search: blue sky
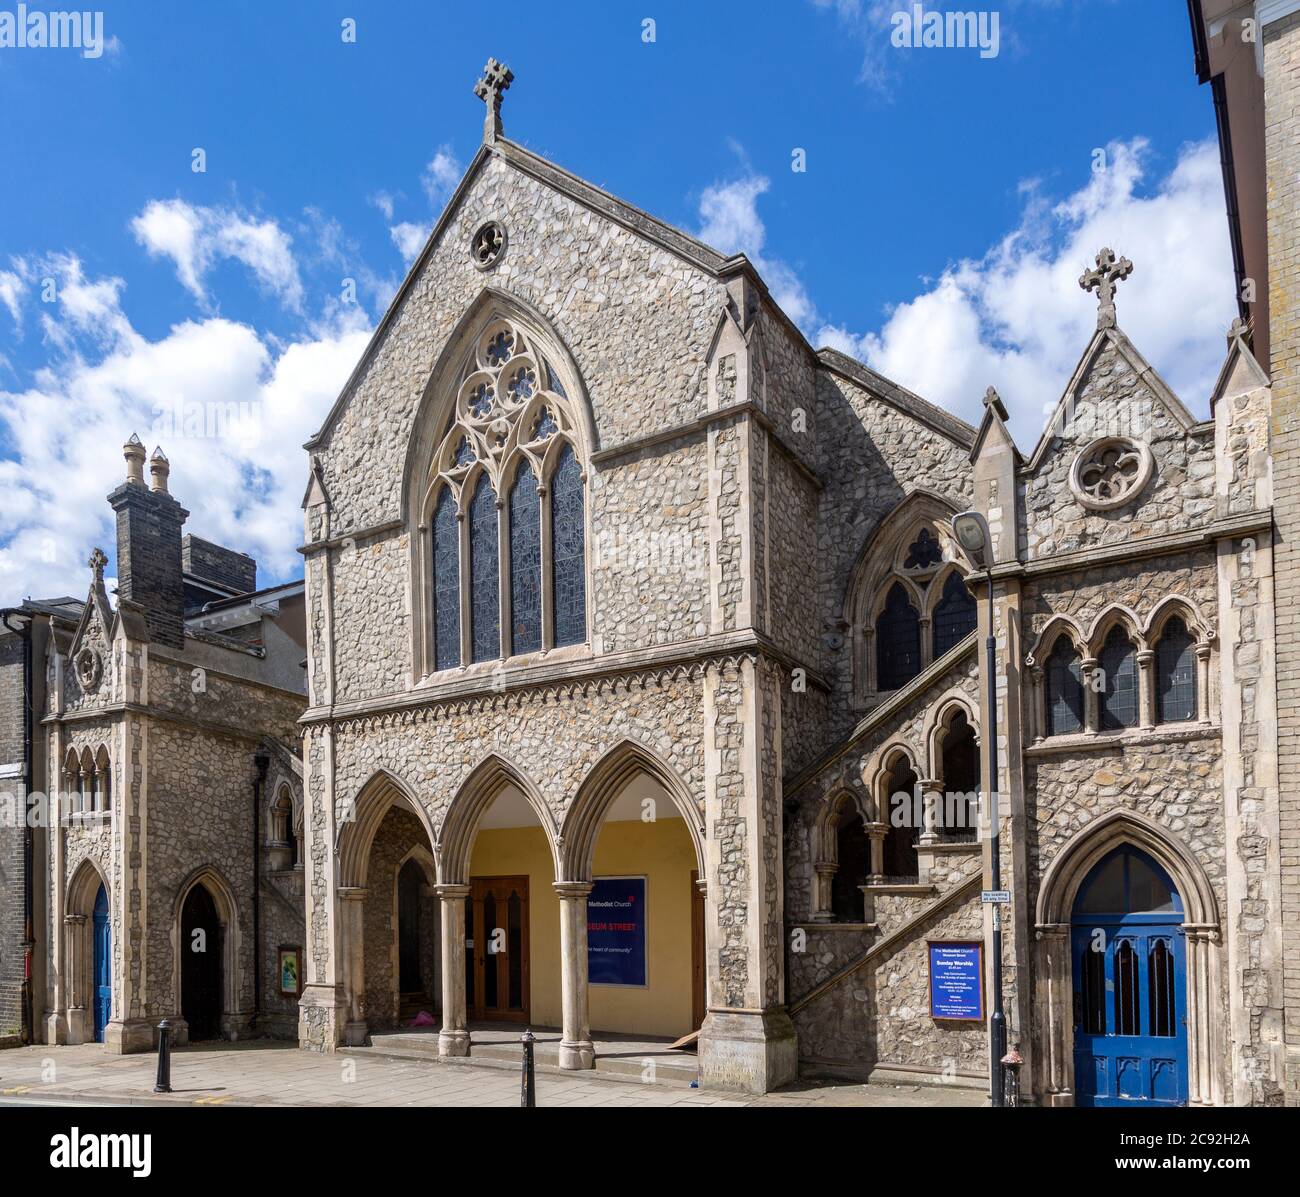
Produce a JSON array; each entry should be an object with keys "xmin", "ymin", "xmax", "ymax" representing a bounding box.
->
[{"xmin": 0, "ymin": 0, "xmax": 1236, "ymax": 603}]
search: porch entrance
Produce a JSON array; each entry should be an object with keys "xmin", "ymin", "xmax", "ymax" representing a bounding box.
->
[{"xmin": 466, "ymin": 876, "xmax": 530, "ymax": 1022}]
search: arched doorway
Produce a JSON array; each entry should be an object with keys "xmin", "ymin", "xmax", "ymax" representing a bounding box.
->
[
  {"xmin": 398, "ymin": 858, "xmax": 426, "ymax": 998},
  {"xmin": 92, "ymin": 884, "xmax": 110, "ymax": 1043},
  {"xmin": 181, "ymin": 884, "xmax": 224, "ymax": 1041},
  {"xmin": 1070, "ymin": 845, "xmax": 1188, "ymax": 1107}
]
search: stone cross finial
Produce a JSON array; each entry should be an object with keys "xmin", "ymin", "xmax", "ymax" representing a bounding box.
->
[
  {"xmin": 473, "ymin": 58, "xmax": 514, "ymax": 143},
  {"xmin": 89, "ymin": 547, "xmax": 107, "ymax": 582},
  {"xmin": 1079, "ymin": 247, "xmax": 1133, "ymax": 330}
]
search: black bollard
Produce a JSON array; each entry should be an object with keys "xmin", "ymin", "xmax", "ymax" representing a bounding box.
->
[
  {"xmin": 520, "ymin": 1028, "xmax": 535, "ymax": 1108},
  {"xmin": 154, "ymin": 1018, "xmax": 173, "ymax": 1094}
]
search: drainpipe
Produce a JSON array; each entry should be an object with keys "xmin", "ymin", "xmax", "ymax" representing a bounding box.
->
[
  {"xmin": 2, "ymin": 608, "xmax": 34, "ymax": 1046},
  {"xmin": 252, "ymin": 751, "xmax": 269, "ymax": 1033}
]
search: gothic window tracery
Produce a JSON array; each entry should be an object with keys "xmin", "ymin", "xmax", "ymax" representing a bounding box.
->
[
  {"xmin": 1155, "ymin": 617, "xmax": 1196, "ymax": 724},
  {"xmin": 904, "ymin": 528, "xmax": 943, "ymax": 571},
  {"xmin": 876, "ymin": 583, "xmax": 921, "ymax": 692},
  {"xmin": 1098, "ymin": 626, "xmax": 1139, "ymax": 730},
  {"xmin": 1045, "ymin": 636, "xmax": 1084, "ymax": 736},
  {"xmin": 932, "ymin": 571, "xmax": 977, "ymax": 658},
  {"xmin": 421, "ymin": 316, "xmax": 586, "ymax": 674}
]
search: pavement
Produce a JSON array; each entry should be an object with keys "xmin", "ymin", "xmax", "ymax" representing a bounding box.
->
[{"xmin": 0, "ymin": 1040, "xmax": 987, "ymax": 1108}]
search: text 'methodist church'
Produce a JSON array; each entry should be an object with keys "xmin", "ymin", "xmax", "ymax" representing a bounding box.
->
[{"xmin": 3, "ymin": 5, "xmax": 1300, "ymax": 1106}]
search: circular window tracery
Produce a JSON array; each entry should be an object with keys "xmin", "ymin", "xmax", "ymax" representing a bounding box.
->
[
  {"xmin": 470, "ymin": 220, "xmax": 507, "ymax": 270},
  {"xmin": 1069, "ymin": 437, "xmax": 1154, "ymax": 511}
]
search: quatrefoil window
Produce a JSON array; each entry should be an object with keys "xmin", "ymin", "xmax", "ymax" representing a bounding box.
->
[
  {"xmin": 507, "ymin": 365, "xmax": 536, "ymax": 403},
  {"xmin": 471, "ymin": 220, "xmax": 507, "ymax": 270},
  {"xmin": 485, "ymin": 330, "xmax": 513, "ymax": 366},
  {"xmin": 1069, "ymin": 436, "xmax": 1155, "ymax": 511},
  {"xmin": 469, "ymin": 383, "xmax": 494, "ymax": 419}
]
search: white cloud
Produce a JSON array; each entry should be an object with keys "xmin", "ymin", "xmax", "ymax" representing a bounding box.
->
[
  {"xmin": 390, "ymin": 221, "xmax": 430, "ymax": 263},
  {"xmin": 700, "ymin": 137, "xmax": 1236, "ymax": 447},
  {"xmin": 0, "ymin": 269, "xmax": 24, "ymax": 328},
  {"xmin": 423, "ymin": 146, "xmax": 463, "ymax": 206},
  {"xmin": 131, "ymin": 199, "xmax": 304, "ymax": 312},
  {"xmin": 0, "ymin": 255, "xmax": 369, "ymax": 605}
]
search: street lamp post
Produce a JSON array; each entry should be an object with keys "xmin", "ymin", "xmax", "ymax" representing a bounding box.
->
[{"xmin": 952, "ymin": 510, "xmax": 1006, "ymax": 1108}]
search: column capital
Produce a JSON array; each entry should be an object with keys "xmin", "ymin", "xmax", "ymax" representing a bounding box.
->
[
  {"xmin": 63, "ymin": 914, "xmax": 87, "ymax": 926},
  {"xmin": 553, "ymin": 880, "xmax": 594, "ymax": 899},
  {"xmin": 338, "ymin": 886, "xmax": 369, "ymax": 902},
  {"xmin": 434, "ymin": 883, "xmax": 471, "ymax": 900}
]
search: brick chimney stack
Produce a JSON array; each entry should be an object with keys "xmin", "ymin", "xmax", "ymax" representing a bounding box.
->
[{"xmin": 108, "ymin": 434, "xmax": 189, "ymax": 649}]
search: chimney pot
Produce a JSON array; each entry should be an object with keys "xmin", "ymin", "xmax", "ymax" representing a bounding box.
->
[
  {"xmin": 150, "ymin": 447, "xmax": 171, "ymax": 494},
  {"xmin": 123, "ymin": 433, "xmax": 146, "ymax": 487}
]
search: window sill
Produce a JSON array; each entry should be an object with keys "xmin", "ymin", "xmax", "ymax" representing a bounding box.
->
[
  {"xmin": 417, "ymin": 641, "xmax": 593, "ymax": 689},
  {"xmin": 788, "ymin": 921, "xmax": 878, "ymax": 933},
  {"xmin": 1026, "ymin": 721, "xmax": 1219, "ymax": 756},
  {"xmin": 62, "ymin": 810, "xmax": 112, "ymax": 828}
]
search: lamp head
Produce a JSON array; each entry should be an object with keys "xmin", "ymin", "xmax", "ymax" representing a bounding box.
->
[{"xmin": 952, "ymin": 510, "xmax": 991, "ymax": 568}]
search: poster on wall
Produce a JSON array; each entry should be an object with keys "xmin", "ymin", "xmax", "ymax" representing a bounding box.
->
[
  {"xmin": 928, "ymin": 940, "xmax": 983, "ymax": 1020},
  {"xmin": 588, "ymin": 876, "xmax": 647, "ymax": 987},
  {"xmin": 278, "ymin": 946, "xmax": 302, "ymax": 997}
]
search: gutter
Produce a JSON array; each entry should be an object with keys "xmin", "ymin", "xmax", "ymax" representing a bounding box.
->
[
  {"xmin": 252, "ymin": 752, "xmax": 269, "ymax": 1030},
  {"xmin": 2, "ymin": 608, "xmax": 34, "ymax": 1046}
]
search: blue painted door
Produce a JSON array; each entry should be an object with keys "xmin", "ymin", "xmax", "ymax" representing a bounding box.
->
[
  {"xmin": 92, "ymin": 884, "xmax": 110, "ymax": 1043},
  {"xmin": 1071, "ymin": 846, "xmax": 1187, "ymax": 1107}
]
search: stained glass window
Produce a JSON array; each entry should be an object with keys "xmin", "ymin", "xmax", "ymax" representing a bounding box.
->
[
  {"xmin": 545, "ymin": 361, "xmax": 568, "ymax": 398},
  {"xmin": 1156, "ymin": 617, "xmax": 1196, "ymax": 724},
  {"xmin": 551, "ymin": 443, "xmax": 586, "ymax": 648},
  {"xmin": 1099, "ymin": 626, "xmax": 1139, "ymax": 730},
  {"xmin": 904, "ymin": 528, "xmax": 943, "ymax": 570},
  {"xmin": 432, "ymin": 487, "xmax": 460, "ymax": 671},
  {"xmin": 509, "ymin": 463, "xmax": 542, "ymax": 656},
  {"xmin": 530, "ymin": 407, "xmax": 557, "ymax": 441},
  {"xmin": 1045, "ymin": 636, "xmax": 1084, "ymax": 735},
  {"xmin": 876, "ymin": 582, "xmax": 921, "ymax": 691},
  {"xmin": 932, "ymin": 571, "xmax": 977, "ymax": 657},
  {"xmin": 469, "ymin": 473, "xmax": 500, "ymax": 663}
]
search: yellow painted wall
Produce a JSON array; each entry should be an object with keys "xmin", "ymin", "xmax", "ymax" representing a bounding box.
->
[{"xmin": 468, "ymin": 816, "xmax": 697, "ymax": 1039}]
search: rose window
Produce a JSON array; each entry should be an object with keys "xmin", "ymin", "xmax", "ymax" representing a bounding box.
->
[
  {"xmin": 471, "ymin": 220, "xmax": 506, "ymax": 270},
  {"xmin": 1070, "ymin": 437, "xmax": 1154, "ymax": 511}
]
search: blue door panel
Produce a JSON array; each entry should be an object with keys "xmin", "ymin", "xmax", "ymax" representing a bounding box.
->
[
  {"xmin": 93, "ymin": 884, "xmax": 110, "ymax": 1043},
  {"xmin": 1071, "ymin": 846, "xmax": 1188, "ymax": 1108}
]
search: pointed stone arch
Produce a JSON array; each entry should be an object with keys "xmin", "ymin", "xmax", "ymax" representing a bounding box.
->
[
  {"xmin": 170, "ymin": 864, "xmax": 245, "ymax": 1042},
  {"xmin": 559, "ymin": 739, "xmax": 706, "ymax": 885},
  {"xmin": 1034, "ymin": 809, "xmax": 1223, "ymax": 1106},
  {"xmin": 1085, "ymin": 602, "xmax": 1146, "ymax": 654},
  {"xmin": 338, "ymin": 769, "xmax": 438, "ymax": 889},
  {"xmin": 437, "ymin": 752, "xmax": 559, "ymax": 886}
]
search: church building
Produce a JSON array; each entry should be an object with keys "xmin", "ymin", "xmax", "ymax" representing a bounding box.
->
[{"xmin": 4, "ymin": 10, "xmax": 1300, "ymax": 1106}]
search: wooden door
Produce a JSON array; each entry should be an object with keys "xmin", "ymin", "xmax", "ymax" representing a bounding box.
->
[
  {"xmin": 690, "ymin": 870, "xmax": 706, "ymax": 1032},
  {"xmin": 467, "ymin": 876, "xmax": 530, "ymax": 1022},
  {"xmin": 181, "ymin": 884, "xmax": 223, "ymax": 1040}
]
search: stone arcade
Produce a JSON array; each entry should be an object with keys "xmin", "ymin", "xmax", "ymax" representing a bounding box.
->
[{"xmin": 1, "ymin": 29, "xmax": 1298, "ymax": 1104}]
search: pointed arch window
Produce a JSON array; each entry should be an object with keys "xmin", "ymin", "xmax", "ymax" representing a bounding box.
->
[
  {"xmin": 1156, "ymin": 617, "xmax": 1196, "ymax": 724},
  {"xmin": 1099, "ymin": 626, "xmax": 1139, "ymax": 730},
  {"xmin": 431, "ymin": 488, "xmax": 460, "ymax": 672},
  {"xmin": 509, "ymin": 462, "xmax": 542, "ymax": 656},
  {"xmin": 420, "ymin": 316, "xmax": 587, "ymax": 674},
  {"xmin": 1045, "ymin": 636, "xmax": 1084, "ymax": 736},
  {"xmin": 551, "ymin": 443, "xmax": 586, "ymax": 649},
  {"xmin": 469, "ymin": 473, "xmax": 500, "ymax": 664},
  {"xmin": 932, "ymin": 571, "xmax": 977, "ymax": 658},
  {"xmin": 876, "ymin": 583, "xmax": 921, "ymax": 691}
]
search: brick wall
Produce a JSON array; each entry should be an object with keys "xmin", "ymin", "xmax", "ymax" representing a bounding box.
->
[
  {"xmin": 1263, "ymin": 10, "xmax": 1300, "ymax": 1103},
  {"xmin": 183, "ymin": 535, "xmax": 256, "ymax": 594}
]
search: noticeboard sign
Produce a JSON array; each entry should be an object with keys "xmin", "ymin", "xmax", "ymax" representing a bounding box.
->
[
  {"xmin": 928, "ymin": 940, "xmax": 984, "ymax": 1021},
  {"xmin": 587, "ymin": 876, "xmax": 647, "ymax": 987}
]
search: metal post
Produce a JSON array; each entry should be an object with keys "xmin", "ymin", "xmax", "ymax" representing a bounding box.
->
[
  {"xmin": 986, "ymin": 579, "xmax": 1006, "ymax": 1108},
  {"xmin": 154, "ymin": 1019, "xmax": 173, "ymax": 1094},
  {"xmin": 520, "ymin": 1027, "xmax": 535, "ymax": 1107}
]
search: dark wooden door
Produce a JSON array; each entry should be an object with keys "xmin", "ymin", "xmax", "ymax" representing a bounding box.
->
[
  {"xmin": 398, "ymin": 860, "xmax": 423, "ymax": 993},
  {"xmin": 181, "ymin": 884, "xmax": 223, "ymax": 1041},
  {"xmin": 467, "ymin": 877, "xmax": 529, "ymax": 1022}
]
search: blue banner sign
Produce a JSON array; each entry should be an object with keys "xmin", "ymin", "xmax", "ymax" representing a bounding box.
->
[
  {"xmin": 588, "ymin": 876, "xmax": 647, "ymax": 987},
  {"xmin": 928, "ymin": 941, "xmax": 983, "ymax": 1020}
]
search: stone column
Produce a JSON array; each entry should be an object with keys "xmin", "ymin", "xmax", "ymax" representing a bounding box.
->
[
  {"xmin": 811, "ymin": 863, "xmax": 837, "ymax": 921},
  {"xmin": 554, "ymin": 881, "xmax": 595, "ymax": 1069},
  {"xmin": 1029, "ymin": 665, "xmax": 1045, "ymax": 744},
  {"xmin": 916, "ymin": 777, "xmax": 942, "ymax": 882},
  {"xmin": 1136, "ymin": 649, "xmax": 1155, "ymax": 729},
  {"xmin": 63, "ymin": 915, "xmax": 87, "ymax": 1044},
  {"xmin": 1035, "ymin": 924, "xmax": 1072, "ymax": 1106},
  {"xmin": 1195, "ymin": 643, "xmax": 1213, "ymax": 724},
  {"xmin": 1081, "ymin": 657, "xmax": 1100, "ymax": 732},
  {"xmin": 339, "ymin": 886, "xmax": 368, "ymax": 1047},
  {"xmin": 436, "ymin": 883, "xmax": 470, "ymax": 1057},
  {"xmin": 865, "ymin": 822, "xmax": 887, "ymax": 880}
]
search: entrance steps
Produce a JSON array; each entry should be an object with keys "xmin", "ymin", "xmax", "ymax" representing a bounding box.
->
[{"xmin": 348, "ymin": 1024, "xmax": 700, "ymax": 1089}]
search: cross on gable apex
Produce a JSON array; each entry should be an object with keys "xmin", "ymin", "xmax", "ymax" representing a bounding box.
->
[{"xmin": 474, "ymin": 58, "xmax": 514, "ymax": 144}]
